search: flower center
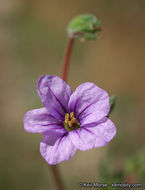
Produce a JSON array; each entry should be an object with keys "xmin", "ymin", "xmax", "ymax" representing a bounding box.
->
[{"xmin": 64, "ymin": 112, "xmax": 80, "ymax": 132}]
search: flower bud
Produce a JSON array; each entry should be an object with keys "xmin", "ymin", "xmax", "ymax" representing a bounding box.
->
[{"xmin": 67, "ymin": 14, "xmax": 101, "ymax": 41}]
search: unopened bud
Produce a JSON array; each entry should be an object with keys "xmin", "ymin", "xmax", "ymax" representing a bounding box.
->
[{"xmin": 67, "ymin": 14, "xmax": 101, "ymax": 41}]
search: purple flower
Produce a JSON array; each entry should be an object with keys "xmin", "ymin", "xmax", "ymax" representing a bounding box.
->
[{"xmin": 24, "ymin": 75, "xmax": 116, "ymax": 165}]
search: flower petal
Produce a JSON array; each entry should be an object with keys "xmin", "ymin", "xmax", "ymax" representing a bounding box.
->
[
  {"xmin": 24, "ymin": 108, "xmax": 66, "ymax": 136},
  {"xmin": 68, "ymin": 82, "xmax": 110, "ymax": 126},
  {"xmin": 93, "ymin": 118, "xmax": 116, "ymax": 148},
  {"xmin": 69, "ymin": 118, "xmax": 116, "ymax": 151},
  {"xmin": 40, "ymin": 134, "xmax": 77, "ymax": 165},
  {"xmin": 37, "ymin": 75, "xmax": 72, "ymax": 120}
]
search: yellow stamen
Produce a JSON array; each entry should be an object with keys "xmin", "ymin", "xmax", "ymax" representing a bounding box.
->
[
  {"xmin": 64, "ymin": 112, "xmax": 80, "ymax": 132},
  {"xmin": 64, "ymin": 112, "xmax": 76, "ymax": 128},
  {"xmin": 71, "ymin": 117, "xmax": 76, "ymax": 124},
  {"xmin": 65, "ymin": 113, "xmax": 69, "ymax": 123},
  {"xmin": 70, "ymin": 112, "xmax": 74, "ymax": 118}
]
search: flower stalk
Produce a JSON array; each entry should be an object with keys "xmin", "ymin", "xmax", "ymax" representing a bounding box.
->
[
  {"xmin": 50, "ymin": 165, "xmax": 65, "ymax": 190},
  {"xmin": 62, "ymin": 37, "xmax": 75, "ymax": 81}
]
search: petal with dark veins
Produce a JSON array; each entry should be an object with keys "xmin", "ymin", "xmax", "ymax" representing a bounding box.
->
[
  {"xmin": 24, "ymin": 107, "xmax": 66, "ymax": 136},
  {"xmin": 37, "ymin": 75, "xmax": 72, "ymax": 120},
  {"xmin": 69, "ymin": 118, "xmax": 116, "ymax": 151},
  {"xmin": 40, "ymin": 134, "xmax": 77, "ymax": 165},
  {"xmin": 69, "ymin": 82, "xmax": 110, "ymax": 126}
]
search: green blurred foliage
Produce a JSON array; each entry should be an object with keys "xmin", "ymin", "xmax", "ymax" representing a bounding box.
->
[
  {"xmin": 109, "ymin": 95, "xmax": 116, "ymax": 115},
  {"xmin": 124, "ymin": 148, "xmax": 145, "ymax": 181},
  {"xmin": 99, "ymin": 148, "xmax": 145, "ymax": 189}
]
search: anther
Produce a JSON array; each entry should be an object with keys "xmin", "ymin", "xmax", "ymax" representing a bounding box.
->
[{"xmin": 64, "ymin": 112, "xmax": 80, "ymax": 132}]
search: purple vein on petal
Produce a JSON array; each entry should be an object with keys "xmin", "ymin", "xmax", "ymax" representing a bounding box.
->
[
  {"xmin": 81, "ymin": 117, "xmax": 108, "ymax": 128},
  {"xmin": 78, "ymin": 95, "xmax": 107, "ymax": 119},
  {"xmin": 47, "ymin": 114, "xmax": 64, "ymax": 123},
  {"xmin": 49, "ymin": 86, "xmax": 68, "ymax": 113},
  {"xmin": 44, "ymin": 124, "xmax": 64, "ymax": 129},
  {"xmin": 73, "ymin": 98, "xmax": 80, "ymax": 116},
  {"xmin": 79, "ymin": 112, "xmax": 92, "ymax": 123},
  {"xmin": 75, "ymin": 129, "xmax": 81, "ymax": 138},
  {"xmin": 83, "ymin": 127, "xmax": 96, "ymax": 135},
  {"xmin": 73, "ymin": 85, "xmax": 94, "ymax": 115},
  {"xmin": 77, "ymin": 100, "xmax": 97, "ymax": 119},
  {"xmin": 40, "ymin": 123, "xmax": 63, "ymax": 127},
  {"xmin": 52, "ymin": 107, "xmax": 65, "ymax": 119},
  {"xmin": 55, "ymin": 134, "xmax": 67, "ymax": 154}
]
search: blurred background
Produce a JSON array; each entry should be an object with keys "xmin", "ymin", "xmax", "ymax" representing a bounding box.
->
[{"xmin": 0, "ymin": 0, "xmax": 145, "ymax": 189}]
